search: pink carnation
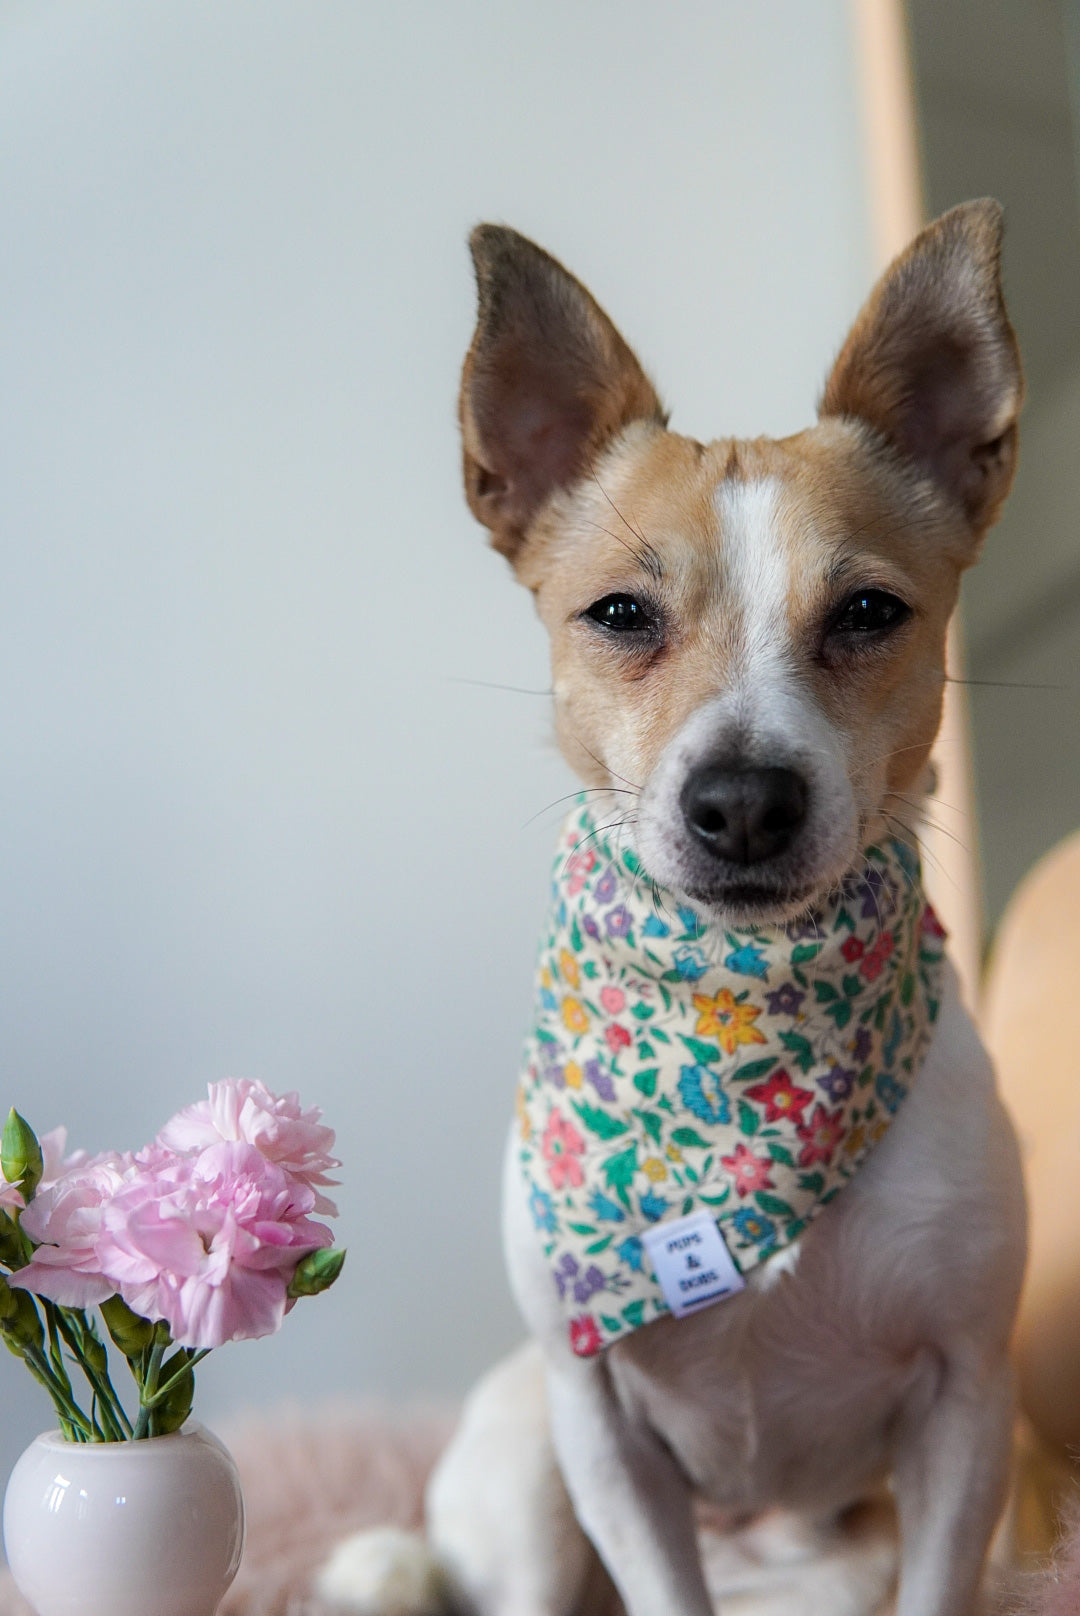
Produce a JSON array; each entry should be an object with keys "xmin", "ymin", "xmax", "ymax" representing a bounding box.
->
[
  {"xmin": 10, "ymin": 1153, "xmax": 132, "ymax": 1308},
  {"xmin": 11, "ymin": 1085, "xmax": 339, "ymax": 1351},
  {"xmin": 97, "ymin": 1142, "xmax": 332, "ymax": 1349},
  {"xmin": 158, "ymin": 1079, "xmax": 340, "ymax": 1215}
]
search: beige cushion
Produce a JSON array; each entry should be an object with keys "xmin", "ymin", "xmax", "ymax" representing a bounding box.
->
[{"xmin": 983, "ymin": 828, "xmax": 1080, "ymax": 1453}]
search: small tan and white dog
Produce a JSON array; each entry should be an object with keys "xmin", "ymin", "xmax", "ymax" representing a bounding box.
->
[{"xmin": 322, "ymin": 202, "xmax": 1027, "ymax": 1616}]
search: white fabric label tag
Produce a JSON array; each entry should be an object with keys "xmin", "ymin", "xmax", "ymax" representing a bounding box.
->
[{"xmin": 641, "ymin": 1210, "xmax": 745, "ymax": 1318}]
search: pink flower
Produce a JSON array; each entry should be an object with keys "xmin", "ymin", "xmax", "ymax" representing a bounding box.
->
[
  {"xmin": 99, "ymin": 1142, "xmax": 332, "ymax": 1350},
  {"xmin": 158, "ymin": 1079, "xmax": 340, "ymax": 1215},
  {"xmin": 604, "ymin": 1024, "xmax": 632, "ymax": 1054},
  {"xmin": 721, "ymin": 1141, "xmax": 774, "ymax": 1198},
  {"xmin": 10, "ymin": 1154, "xmax": 132, "ymax": 1307},
  {"xmin": 542, "ymin": 1111, "xmax": 585, "ymax": 1192},
  {"xmin": 599, "ymin": 986, "xmax": 626, "ymax": 1016}
]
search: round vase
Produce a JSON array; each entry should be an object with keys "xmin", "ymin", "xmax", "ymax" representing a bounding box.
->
[{"xmin": 3, "ymin": 1423, "xmax": 245, "ymax": 1616}]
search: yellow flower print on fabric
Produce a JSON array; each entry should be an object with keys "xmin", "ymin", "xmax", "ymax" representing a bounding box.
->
[
  {"xmin": 692, "ymin": 988, "xmax": 767, "ymax": 1056},
  {"xmin": 559, "ymin": 950, "xmax": 580, "ymax": 990},
  {"xmin": 562, "ymin": 998, "xmax": 588, "ymax": 1035},
  {"xmin": 564, "ymin": 1061, "xmax": 584, "ymax": 1090}
]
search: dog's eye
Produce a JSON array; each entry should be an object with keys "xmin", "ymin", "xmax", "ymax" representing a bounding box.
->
[
  {"xmin": 829, "ymin": 589, "xmax": 911, "ymax": 637},
  {"xmin": 584, "ymin": 594, "xmax": 653, "ymax": 633}
]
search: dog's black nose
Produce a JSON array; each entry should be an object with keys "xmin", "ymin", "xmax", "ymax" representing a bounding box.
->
[{"xmin": 680, "ymin": 766, "xmax": 808, "ymax": 866}]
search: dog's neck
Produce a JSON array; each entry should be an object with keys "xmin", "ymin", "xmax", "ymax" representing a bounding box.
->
[{"xmin": 516, "ymin": 797, "xmax": 947, "ymax": 1358}]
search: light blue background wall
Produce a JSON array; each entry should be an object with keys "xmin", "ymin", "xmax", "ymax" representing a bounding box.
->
[{"xmin": 0, "ymin": 0, "xmax": 870, "ymax": 1503}]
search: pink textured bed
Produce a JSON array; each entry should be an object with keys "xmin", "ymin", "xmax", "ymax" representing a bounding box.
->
[{"xmin": 0, "ymin": 1407, "xmax": 1071, "ymax": 1615}]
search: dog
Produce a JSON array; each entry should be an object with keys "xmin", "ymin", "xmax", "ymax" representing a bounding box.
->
[{"xmin": 320, "ymin": 201, "xmax": 1027, "ymax": 1616}]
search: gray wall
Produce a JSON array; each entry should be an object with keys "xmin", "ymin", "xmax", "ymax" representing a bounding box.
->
[
  {"xmin": 0, "ymin": 2, "xmax": 871, "ymax": 1499},
  {"xmin": 907, "ymin": 0, "xmax": 1080, "ymax": 929}
]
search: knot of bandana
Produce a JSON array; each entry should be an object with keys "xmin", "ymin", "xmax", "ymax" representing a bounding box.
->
[{"xmin": 517, "ymin": 797, "xmax": 947, "ymax": 1358}]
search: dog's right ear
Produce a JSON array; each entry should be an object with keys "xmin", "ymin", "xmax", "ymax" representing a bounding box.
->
[{"xmin": 460, "ymin": 226, "xmax": 664, "ymax": 562}]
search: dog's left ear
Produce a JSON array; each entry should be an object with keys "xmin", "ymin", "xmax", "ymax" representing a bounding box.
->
[{"xmin": 820, "ymin": 199, "xmax": 1023, "ymax": 540}]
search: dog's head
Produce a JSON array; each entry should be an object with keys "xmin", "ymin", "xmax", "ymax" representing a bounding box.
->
[{"xmin": 459, "ymin": 203, "xmax": 1022, "ymax": 925}]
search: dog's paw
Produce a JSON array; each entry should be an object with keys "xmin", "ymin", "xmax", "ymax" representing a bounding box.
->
[{"xmin": 314, "ymin": 1527, "xmax": 457, "ymax": 1615}]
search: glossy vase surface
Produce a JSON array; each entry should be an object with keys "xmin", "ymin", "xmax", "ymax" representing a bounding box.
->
[{"xmin": 3, "ymin": 1423, "xmax": 245, "ymax": 1616}]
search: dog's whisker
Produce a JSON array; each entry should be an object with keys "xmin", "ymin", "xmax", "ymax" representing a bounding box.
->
[{"xmin": 522, "ymin": 787, "xmax": 638, "ymax": 831}]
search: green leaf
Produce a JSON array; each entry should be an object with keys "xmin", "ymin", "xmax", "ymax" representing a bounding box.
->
[
  {"xmin": 842, "ymin": 974, "xmax": 863, "ymax": 999},
  {"xmin": 698, "ymin": 1188, "xmax": 730, "ymax": 1207},
  {"xmin": 631, "ymin": 1004, "xmax": 654, "ymax": 1021},
  {"xmin": 826, "ymin": 1000, "xmax": 853, "ymax": 1029},
  {"xmin": 582, "ymin": 959, "xmax": 599, "ymax": 979},
  {"xmin": 737, "ymin": 1099, "xmax": 759, "ymax": 1137},
  {"xmin": 622, "ymin": 1299, "xmax": 646, "ymax": 1329},
  {"xmin": 600, "ymin": 1314, "xmax": 621, "ymax": 1334},
  {"xmin": 671, "ymin": 1126, "xmax": 712, "ymax": 1150},
  {"xmin": 585, "ymin": 1235, "xmax": 613, "ymax": 1255},
  {"xmin": 733, "ymin": 1057, "xmax": 777, "ymax": 1083},
  {"xmin": 636, "ymin": 1040, "xmax": 654, "ymax": 1059},
  {"xmin": 790, "ymin": 942, "xmax": 823, "ymax": 964},
  {"xmin": 603, "ymin": 1144, "xmax": 639, "ymax": 1209},
  {"xmin": 633, "ymin": 1066, "xmax": 659, "ymax": 1098},
  {"xmin": 286, "ymin": 1247, "xmax": 346, "ymax": 1299},
  {"xmin": 755, "ymin": 1191, "xmax": 796, "ymax": 1219},
  {"xmin": 635, "ymin": 1109, "xmax": 663, "ymax": 1146},
  {"xmin": 798, "ymin": 1170, "xmax": 825, "ymax": 1196},
  {"xmin": 651, "ymin": 1026, "xmax": 671, "ymax": 1044},
  {"xmin": 813, "ymin": 981, "xmax": 839, "ymax": 1003},
  {"xmin": 572, "ymin": 1101, "xmax": 628, "ymax": 1141},
  {"xmin": 779, "ymin": 1030, "xmax": 814, "ymax": 1074},
  {"xmin": 2, "ymin": 1110, "xmax": 42, "ymax": 1196},
  {"xmin": 681, "ymin": 1197, "xmax": 694, "ymax": 1216},
  {"xmin": 766, "ymin": 1141, "xmax": 796, "ymax": 1168},
  {"xmin": 679, "ymin": 1035, "xmax": 720, "ymax": 1065},
  {"xmin": 568, "ymin": 1222, "xmax": 597, "ymax": 1236},
  {"xmin": 570, "ymin": 918, "xmax": 583, "ymax": 952}
]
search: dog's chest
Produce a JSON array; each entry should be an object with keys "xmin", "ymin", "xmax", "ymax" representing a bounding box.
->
[{"xmin": 606, "ymin": 1215, "xmax": 936, "ymax": 1513}]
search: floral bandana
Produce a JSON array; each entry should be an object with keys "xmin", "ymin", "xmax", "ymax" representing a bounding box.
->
[{"xmin": 517, "ymin": 797, "xmax": 947, "ymax": 1358}]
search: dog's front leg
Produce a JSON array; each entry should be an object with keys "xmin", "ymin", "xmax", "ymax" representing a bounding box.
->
[
  {"xmin": 546, "ymin": 1355, "xmax": 714, "ymax": 1616},
  {"xmin": 891, "ymin": 1350, "xmax": 1014, "ymax": 1616}
]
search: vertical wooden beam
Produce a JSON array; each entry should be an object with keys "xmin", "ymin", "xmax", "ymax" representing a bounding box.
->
[{"xmin": 850, "ymin": 0, "xmax": 984, "ymax": 1007}]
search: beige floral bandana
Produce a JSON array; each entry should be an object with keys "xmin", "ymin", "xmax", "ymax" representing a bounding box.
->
[{"xmin": 516, "ymin": 797, "xmax": 947, "ymax": 1357}]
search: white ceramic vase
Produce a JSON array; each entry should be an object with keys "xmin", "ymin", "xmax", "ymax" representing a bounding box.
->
[{"xmin": 3, "ymin": 1423, "xmax": 245, "ymax": 1616}]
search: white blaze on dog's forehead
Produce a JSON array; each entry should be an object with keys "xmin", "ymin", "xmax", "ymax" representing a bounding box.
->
[{"xmin": 714, "ymin": 477, "xmax": 791, "ymax": 672}]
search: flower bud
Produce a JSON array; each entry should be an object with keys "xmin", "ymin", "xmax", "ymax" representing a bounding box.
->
[
  {"xmin": 0, "ymin": 1281, "xmax": 44, "ymax": 1353},
  {"xmin": 287, "ymin": 1246, "xmax": 346, "ymax": 1299},
  {"xmin": 0, "ymin": 1209, "xmax": 23, "ymax": 1266},
  {"xmin": 100, "ymin": 1295, "xmax": 155, "ymax": 1357},
  {"xmin": 1, "ymin": 1110, "xmax": 43, "ymax": 1198},
  {"xmin": 155, "ymin": 1360, "xmax": 194, "ymax": 1436}
]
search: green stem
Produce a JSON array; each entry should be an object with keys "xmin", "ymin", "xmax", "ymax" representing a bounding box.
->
[
  {"xmin": 133, "ymin": 1341, "xmax": 166, "ymax": 1440},
  {"xmin": 138, "ymin": 1349, "xmax": 210, "ymax": 1412},
  {"xmin": 22, "ymin": 1344, "xmax": 93, "ymax": 1439},
  {"xmin": 53, "ymin": 1308, "xmax": 133, "ymax": 1439}
]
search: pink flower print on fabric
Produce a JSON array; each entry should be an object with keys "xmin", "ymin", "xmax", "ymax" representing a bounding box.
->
[{"xmin": 542, "ymin": 1111, "xmax": 585, "ymax": 1191}]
